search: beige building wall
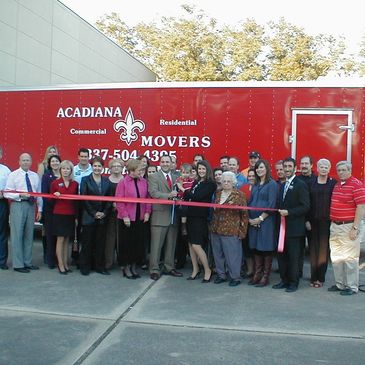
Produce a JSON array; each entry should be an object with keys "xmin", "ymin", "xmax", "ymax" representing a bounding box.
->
[{"xmin": 0, "ymin": 0, "xmax": 156, "ymax": 86}]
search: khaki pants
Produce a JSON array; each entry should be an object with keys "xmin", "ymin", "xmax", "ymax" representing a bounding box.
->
[{"xmin": 329, "ymin": 222, "xmax": 360, "ymax": 292}]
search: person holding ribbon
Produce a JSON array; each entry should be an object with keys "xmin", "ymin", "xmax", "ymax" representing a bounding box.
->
[
  {"xmin": 273, "ymin": 157, "xmax": 310, "ymax": 293},
  {"xmin": 4, "ymin": 153, "xmax": 42, "ymax": 273},
  {"xmin": 50, "ymin": 160, "xmax": 78, "ymax": 275},
  {"xmin": 210, "ymin": 171, "xmax": 248, "ymax": 286},
  {"xmin": 116, "ymin": 159, "xmax": 151, "ymax": 279},
  {"xmin": 179, "ymin": 160, "xmax": 217, "ymax": 283},
  {"xmin": 79, "ymin": 156, "xmax": 112, "ymax": 276},
  {"xmin": 148, "ymin": 155, "xmax": 182, "ymax": 281},
  {"xmin": 248, "ymin": 160, "xmax": 278, "ymax": 287}
]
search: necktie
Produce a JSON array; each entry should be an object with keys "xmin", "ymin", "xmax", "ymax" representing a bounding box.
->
[
  {"xmin": 25, "ymin": 172, "xmax": 34, "ymax": 203},
  {"xmin": 283, "ymin": 180, "xmax": 290, "ymax": 200},
  {"xmin": 166, "ymin": 174, "xmax": 172, "ymax": 190}
]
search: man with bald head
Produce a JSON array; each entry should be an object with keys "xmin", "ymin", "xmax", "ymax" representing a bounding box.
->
[{"xmin": 4, "ymin": 153, "xmax": 42, "ymax": 273}]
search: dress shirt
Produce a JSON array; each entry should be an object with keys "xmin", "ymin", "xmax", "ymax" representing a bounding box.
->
[
  {"xmin": 0, "ymin": 163, "xmax": 11, "ymax": 192},
  {"xmin": 4, "ymin": 168, "xmax": 42, "ymax": 211},
  {"xmin": 74, "ymin": 163, "xmax": 92, "ymax": 186},
  {"xmin": 236, "ymin": 173, "xmax": 248, "ymax": 189}
]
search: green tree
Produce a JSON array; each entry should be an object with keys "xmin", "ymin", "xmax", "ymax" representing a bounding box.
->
[
  {"xmin": 96, "ymin": 6, "xmax": 358, "ymax": 81},
  {"xmin": 266, "ymin": 19, "xmax": 334, "ymax": 80},
  {"xmin": 222, "ymin": 19, "xmax": 266, "ymax": 81}
]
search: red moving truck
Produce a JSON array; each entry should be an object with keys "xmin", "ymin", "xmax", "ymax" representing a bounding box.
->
[{"xmin": 0, "ymin": 81, "xmax": 364, "ymax": 179}]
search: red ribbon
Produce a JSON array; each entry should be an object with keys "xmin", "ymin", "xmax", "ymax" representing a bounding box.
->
[
  {"xmin": 3, "ymin": 190, "xmax": 286, "ymax": 251},
  {"xmin": 277, "ymin": 216, "xmax": 286, "ymax": 253}
]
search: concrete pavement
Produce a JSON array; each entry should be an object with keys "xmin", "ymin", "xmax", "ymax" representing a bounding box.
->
[{"xmin": 0, "ymin": 241, "xmax": 364, "ymax": 365}]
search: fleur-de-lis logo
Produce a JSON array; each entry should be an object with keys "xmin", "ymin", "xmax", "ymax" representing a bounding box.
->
[{"xmin": 113, "ymin": 107, "xmax": 145, "ymax": 146}]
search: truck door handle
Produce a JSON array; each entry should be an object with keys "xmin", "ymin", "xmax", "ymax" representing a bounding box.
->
[{"xmin": 339, "ymin": 124, "xmax": 355, "ymax": 132}]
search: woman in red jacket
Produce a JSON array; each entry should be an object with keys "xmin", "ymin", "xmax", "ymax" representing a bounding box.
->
[{"xmin": 50, "ymin": 160, "xmax": 78, "ymax": 275}]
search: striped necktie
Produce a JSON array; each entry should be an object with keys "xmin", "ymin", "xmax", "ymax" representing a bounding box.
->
[{"xmin": 283, "ymin": 180, "xmax": 290, "ymax": 200}]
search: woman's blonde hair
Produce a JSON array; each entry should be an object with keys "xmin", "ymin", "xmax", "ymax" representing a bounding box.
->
[
  {"xmin": 108, "ymin": 158, "xmax": 124, "ymax": 168},
  {"xmin": 126, "ymin": 158, "xmax": 141, "ymax": 173},
  {"xmin": 42, "ymin": 145, "xmax": 58, "ymax": 164},
  {"xmin": 60, "ymin": 160, "xmax": 74, "ymax": 180}
]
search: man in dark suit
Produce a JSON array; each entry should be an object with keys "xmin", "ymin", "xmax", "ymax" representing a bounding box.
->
[
  {"xmin": 148, "ymin": 155, "xmax": 182, "ymax": 280},
  {"xmin": 273, "ymin": 157, "xmax": 310, "ymax": 292}
]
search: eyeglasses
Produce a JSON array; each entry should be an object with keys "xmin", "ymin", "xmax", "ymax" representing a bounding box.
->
[{"xmin": 111, "ymin": 165, "xmax": 122, "ymax": 168}]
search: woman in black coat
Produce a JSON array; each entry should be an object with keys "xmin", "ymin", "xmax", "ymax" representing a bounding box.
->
[
  {"xmin": 177, "ymin": 160, "xmax": 216, "ymax": 283},
  {"xmin": 79, "ymin": 156, "xmax": 112, "ymax": 276}
]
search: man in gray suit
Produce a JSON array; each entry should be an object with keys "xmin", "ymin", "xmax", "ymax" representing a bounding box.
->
[{"xmin": 148, "ymin": 155, "xmax": 183, "ymax": 280}]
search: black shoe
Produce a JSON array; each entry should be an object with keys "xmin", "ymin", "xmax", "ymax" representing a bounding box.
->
[
  {"xmin": 285, "ymin": 285, "xmax": 298, "ymax": 293},
  {"xmin": 81, "ymin": 271, "xmax": 90, "ymax": 276},
  {"xmin": 97, "ymin": 270, "xmax": 111, "ymax": 275},
  {"xmin": 131, "ymin": 269, "xmax": 141, "ymax": 278},
  {"xmin": 340, "ymin": 288, "xmax": 357, "ymax": 296},
  {"xmin": 48, "ymin": 265, "xmax": 56, "ymax": 270},
  {"xmin": 202, "ymin": 272, "xmax": 212, "ymax": 283},
  {"xmin": 0, "ymin": 264, "xmax": 9, "ymax": 270},
  {"xmin": 328, "ymin": 285, "xmax": 343, "ymax": 292},
  {"xmin": 272, "ymin": 281, "xmax": 288, "ymax": 289},
  {"xmin": 123, "ymin": 269, "xmax": 136, "ymax": 279},
  {"xmin": 164, "ymin": 269, "xmax": 183, "ymax": 277},
  {"xmin": 65, "ymin": 268, "xmax": 73, "ymax": 273},
  {"xmin": 214, "ymin": 277, "xmax": 227, "ymax": 284},
  {"xmin": 187, "ymin": 271, "xmax": 201, "ymax": 281},
  {"xmin": 14, "ymin": 267, "xmax": 30, "ymax": 273},
  {"xmin": 229, "ymin": 279, "xmax": 241, "ymax": 287},
  {"xmin": 25, "ymin": 265, "xmax": 39, "ymax": 270},
  {"xmin": 58, "ymin": 265, "xmax": 67, "ymax": 275}
]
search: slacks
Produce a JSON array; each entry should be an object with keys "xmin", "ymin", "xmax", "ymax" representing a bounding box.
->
[
  {"xmin": 329, "ymin": 222, "xmax": 360, "ymax": 292},
  {"xmin": 211, "ymin": 233, "xmax": 242, "ymax": 280},
  {"xmin": 43, "ymin": 211, "xmax": 57, "ymax": 267},
  {"xmin": 80, "ymin": 224, "xmax": 107, "ymax": 273},
  {"xmin": 9, "ymin": 201, "xmax": 35, "ymax": 269},
  {"xmin": 0, "ymin": 199, "xmax": 9, "ymax": 266},
  {"xmin": 104, "ymin": 211, "xmax": 118, "ymax": 269},
  {"xmin": 149, "ymin": 224, "xmax": 178, "ymax": 273},
  {"xmin": 277, "ymin": 236, "xmax": 302, "ymax": 287}
]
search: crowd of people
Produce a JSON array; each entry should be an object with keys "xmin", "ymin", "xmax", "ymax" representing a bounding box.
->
[{"xmin": 0, "ymin": 145, "xmax": 364, "ymax": 296}]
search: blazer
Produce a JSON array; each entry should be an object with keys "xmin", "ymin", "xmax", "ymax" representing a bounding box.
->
[
  {"xmin": 115, "ymin": 175, "xmax": 152, "ymax": 221},
  {"xmin": 278, "ymin": 176, "xmax": 310, "ymax": 238},
  {"xmin": 80, "ymin": 174, "xmax": 112, "ymax": 225},
  {"xmin": 184, "ymin": 180, "xmax": 217, "ymax": 217},
  {"xmin": 148, "ymin": 170, "xmax": 177, "ymax": 226}
]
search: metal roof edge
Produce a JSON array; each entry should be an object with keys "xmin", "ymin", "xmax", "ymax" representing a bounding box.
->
[{"xmin": 1, "ymin": 79, "xmax": 365, "ymax": 92}]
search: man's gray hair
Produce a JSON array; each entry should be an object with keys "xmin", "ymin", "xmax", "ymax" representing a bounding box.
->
[
  {"xmin": 221, "ymin": 171, "xmax": 237, "ymax": 185},
  {"xmin": 336, "ymin": 160, "xmax": 352, "ymax": 171}
]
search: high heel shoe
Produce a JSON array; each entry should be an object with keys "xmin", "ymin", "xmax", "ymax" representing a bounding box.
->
[
  {"xmin": 201, "ymin": 271, "xmax": 212, "ymax": 283},
  {"xmin": 186, "ymin": 271, "xmax": 201, "ymax": 280},
  {"xmin": 123, "ymin": 268, "xmax": 136, "ymax": 280},
  {"xmin": 58, "ymin": 265, "xmax": 67, "ymax": 275},
  {"xmin": 65, "ymin": 268, "xmax": 73, "ymax": 273}
]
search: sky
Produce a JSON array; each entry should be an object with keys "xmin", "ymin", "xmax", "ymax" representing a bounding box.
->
[{"xmin": 61, "ymin": 0, "xmax": 364, "ymax": 54}]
